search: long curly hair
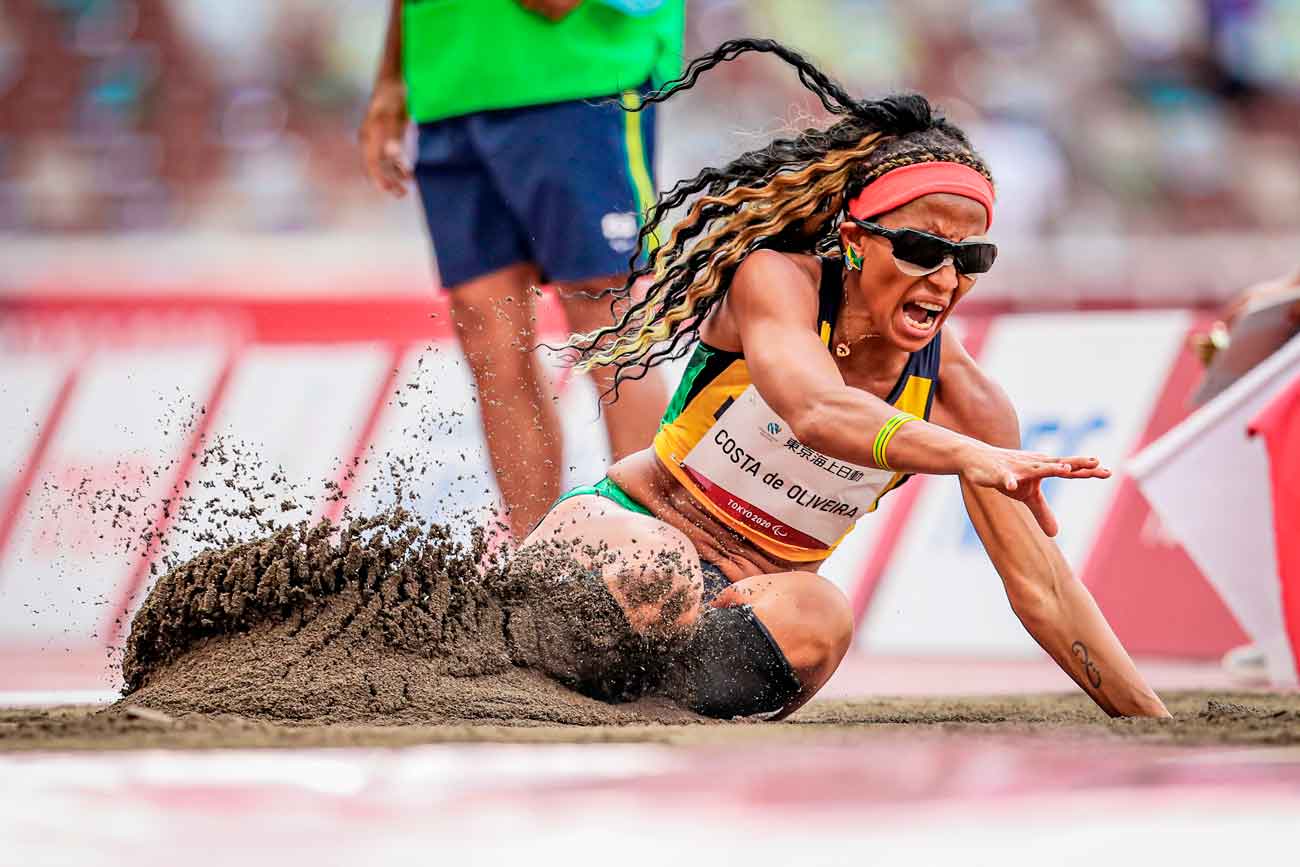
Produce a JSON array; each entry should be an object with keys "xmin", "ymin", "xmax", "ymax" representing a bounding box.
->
[{"xmin": 563, "ymin": 38, "xmax": 992, "ymax": 392}]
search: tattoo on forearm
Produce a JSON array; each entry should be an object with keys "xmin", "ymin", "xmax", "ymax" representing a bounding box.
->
[{"xmin": 1071, "ymin": 641, "xmax": 1102, "ymax": 689}]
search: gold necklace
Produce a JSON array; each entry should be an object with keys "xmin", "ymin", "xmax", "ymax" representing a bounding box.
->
[{"xmin": 834, "ymin": 271, "xmax": 876, "ymax": 357}]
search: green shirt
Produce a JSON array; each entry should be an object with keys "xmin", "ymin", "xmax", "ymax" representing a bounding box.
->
[{"xmin": 402, "ymin": 0, "xmax": 685, "ymax": 124}]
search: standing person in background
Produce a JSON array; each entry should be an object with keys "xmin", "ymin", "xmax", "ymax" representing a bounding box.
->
[
  {"xmin": 1190, "ymin": 266, "xmax": 1300, "ymax": 369},
  {"xmin": 360, "ymin": 0, "xmax": 681, "ymax": 537}
]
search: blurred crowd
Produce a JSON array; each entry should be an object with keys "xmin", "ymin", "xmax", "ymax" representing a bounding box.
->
[{"xmin": 2, "ymin": 0, "xmax": 1299, "ymax": 237}]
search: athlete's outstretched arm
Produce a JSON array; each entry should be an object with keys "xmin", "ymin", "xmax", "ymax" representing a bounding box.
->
[
  {"xmin": 730, "ymin": 250, "xmax": 1107, "ymax": 536},
  {"xmin": 933, "ymin": 340, "xmax": 1170, "ymax": 718},
  {"xmin": 961, "ymin": 478, "xmax": 1168, "ymax": 716}
]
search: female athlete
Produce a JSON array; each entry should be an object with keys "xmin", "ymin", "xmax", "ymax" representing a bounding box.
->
[{"xmin": 523, "ymin": 40, "xmax": 1171, "ymax": 721}]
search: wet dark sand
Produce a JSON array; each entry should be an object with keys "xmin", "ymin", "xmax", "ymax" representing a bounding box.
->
[{"xmin": 3, "ymin": 690, "xmax": 1297, "ymax": 752}]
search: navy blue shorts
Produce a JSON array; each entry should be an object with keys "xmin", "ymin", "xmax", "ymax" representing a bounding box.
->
[{"xmin": 414, "ymin": 86, "xmax": 657, "ymax": 289}]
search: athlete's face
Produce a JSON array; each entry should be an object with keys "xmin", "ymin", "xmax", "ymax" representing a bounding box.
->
[{"xmin": 841, "ymin": 192, "xmax": 990, "ymax": 353}]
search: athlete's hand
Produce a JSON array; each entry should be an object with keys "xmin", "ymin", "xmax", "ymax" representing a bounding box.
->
[
  {"xmin": 958, "ymin": 445, "xmax": 1110, "ymax": 537},
  {"xmin": 518, "ymin": 0, "xmax": 583, "ymax": 21},
  {"xmin": 359, "ymin": 77, "xmax": 411, "ymax": 198}
]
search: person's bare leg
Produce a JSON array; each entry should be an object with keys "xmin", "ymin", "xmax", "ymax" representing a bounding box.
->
[
  {"xmin": 557, "ymin": 277, "xmax": 667, "ymax": 460},
  {"xmin": 449, "ymin": 262, "xmax": 563, "ymax": 537},
  {"xmin": 525, "ymin": 499, "xmax": 850, "ymax": 717},
  {"xmin": 524, "ymin": 495, "xmax": 704, "ymax": 632}
]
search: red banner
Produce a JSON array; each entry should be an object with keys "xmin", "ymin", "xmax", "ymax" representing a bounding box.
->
[{"xmin": 1250, "ymin": 371, "xmax": 1300, "ymax": 675}]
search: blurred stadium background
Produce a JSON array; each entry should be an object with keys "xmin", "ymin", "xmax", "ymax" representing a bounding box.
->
[
  {"xmin": 0, "ymin": 0, "xmax": 1298, "ymax": 227},
  {"xmin": 2, "ymin": 0, "xmax": 1299, "ymax": 692},
  {"xmin": 3, "ymin": 0, "xmax": 1299, "ymax": 286}
]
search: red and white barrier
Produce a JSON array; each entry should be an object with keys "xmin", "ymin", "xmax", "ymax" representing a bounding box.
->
[
  {"xmin": 0, "ymin": 292, "xmax": 1250, "ymax": 683},
  {"xmin": 1130, "ymin": 335, "xmax": 1300, "ymax": 685}
]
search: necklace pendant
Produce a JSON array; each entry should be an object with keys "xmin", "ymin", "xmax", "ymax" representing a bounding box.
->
[{"xmin": 835, "ymin": 343, "xmax": 850, "ymax": 358}]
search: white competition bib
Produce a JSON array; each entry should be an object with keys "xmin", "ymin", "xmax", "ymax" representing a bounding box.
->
[{"xmin": 678, "ymin": 385, "xmax": 896, "ymax": 550}]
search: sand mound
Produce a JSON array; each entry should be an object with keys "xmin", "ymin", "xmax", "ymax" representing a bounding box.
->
[{"xmin": 119, "ymin": 510, "xmax": 704, "ymax": 726}]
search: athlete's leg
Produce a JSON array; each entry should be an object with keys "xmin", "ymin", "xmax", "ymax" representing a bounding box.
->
[
  {"xmin": 524, "ymin": 494, "xmax": 704, "ymax": 633},
  {"xmin": 449, "ymin": 262, "xmax": 563, "ymax": 537},
  {"xmin": 711, "ymin": 573, "xmax": 854, "ymax": 717},
  {"xmin": 527, "ymin": 494, "xmax": 850, "ymax": 717},
  {"xmin": 556, "ymin": 279, "xmax": 667, "ymax": 460}
]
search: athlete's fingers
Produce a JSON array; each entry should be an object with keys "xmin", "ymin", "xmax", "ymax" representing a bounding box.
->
[
  {"xmin": 1044, "ymin": 456, "xmax": 1111, "ymax": 479},
  {"xmin": 1016, "ymin": 460, "xmax": 1067, "ymax": 481},
  {"xmin": 1024, "ymin": 487, "xmax": 1059, "ymax": 537},
  {"xmin": 1017, "ymin": 457, "xmax": 1110, "ymax": 482},
  {"xmin": 1058, "ymin": 466, "xmax": 1111, "ymax": 479}
]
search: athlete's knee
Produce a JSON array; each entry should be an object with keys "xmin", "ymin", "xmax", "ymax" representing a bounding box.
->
[
  {"xmin": 726, "ymin": 573, "xmax": 852, "ymax": 676},
  {"xmin": 604, "ymin": 526, "xmax": 703, "ymax": 634},
  {"xmin": 784, "ymin": 576, "xmax": 853, "ymax": 673},
  {"xmin": 536, "ymin": 506, "xmax": 702, "ymax": 635},
  {"xmin": 612, "ymin": 568, "xmax": 701, "ymax": 635},
  {"xmin": 808, "ymin": 575, "xmax": 853, "ymax": 637}
]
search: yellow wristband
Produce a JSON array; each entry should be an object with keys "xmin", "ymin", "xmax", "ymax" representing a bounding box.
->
[{"xmin": 872, "ymin": 411, "xmax": 919, "ymax": 471}]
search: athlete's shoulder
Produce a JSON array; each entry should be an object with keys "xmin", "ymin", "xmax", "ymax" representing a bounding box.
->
[
  {"xmin": 729, "ymin": 250, "xmax": 821, "ymax": 316},
  {"xmin": 734, "ymin": 248, "xmax": 819, "ymax": 280},
  {"xmin": 705, "ymin": 250, "xmax": 821, "ymax": 349},
  {"xmin": 933, "ymin": 329, "xmax": 1020, "ymax": 448}
]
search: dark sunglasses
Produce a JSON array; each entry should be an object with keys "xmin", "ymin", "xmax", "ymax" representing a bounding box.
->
[{"xmin": 849, "ymin": 217, "xmax": 998, "ymax": 276}]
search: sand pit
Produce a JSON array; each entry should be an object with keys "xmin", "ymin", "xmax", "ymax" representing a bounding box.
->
[
  {"xmin": 3, "ymin": 691, "xmax": 1299, "ymax": 752},
  {"xmin": 111, "ymin": 510, "xmax": 703, "ymax": 728},
  {"xmin": 4, "ymin": 508, "xmax": 1299, "ymax": 754},
  {"xmin": 3, "ymin": 438, "xmax": 1296, "ymax": 754}
]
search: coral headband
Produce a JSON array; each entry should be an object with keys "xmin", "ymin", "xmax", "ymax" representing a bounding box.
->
[{"xmin": 847, "ymin": 161, "xmax": 995, "ymax": 229}]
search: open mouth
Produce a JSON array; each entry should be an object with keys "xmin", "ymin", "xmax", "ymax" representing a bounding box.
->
[{"xmin": 901, "ymin": 300, "xmax": 944, "ymax": 333}]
